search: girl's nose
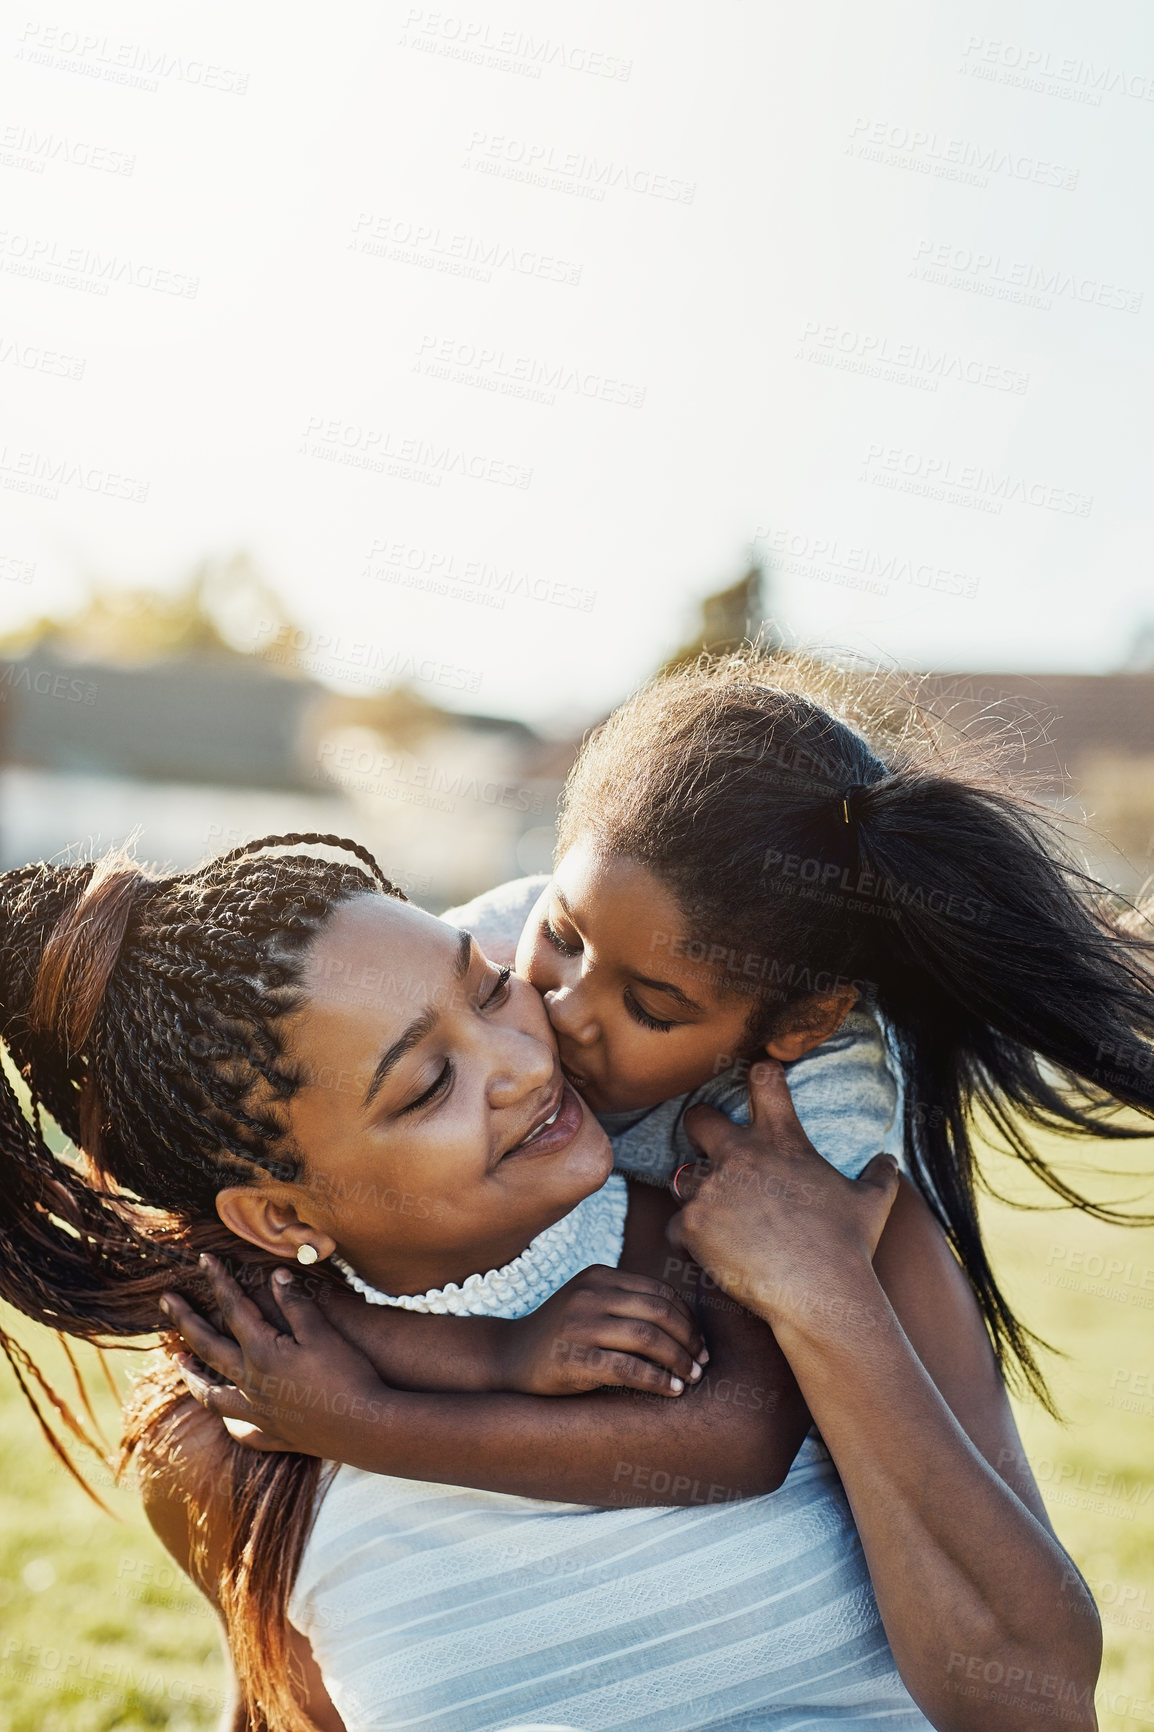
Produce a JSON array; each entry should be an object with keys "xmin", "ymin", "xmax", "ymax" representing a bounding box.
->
[{"xmin": 544, "ymin": 986, "xmax": 599, "ymax": 1048}]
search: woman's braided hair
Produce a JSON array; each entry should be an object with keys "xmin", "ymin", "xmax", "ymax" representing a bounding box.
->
[{"xmin": 0, "ymin": 832, "xmax": 404, "ymax": 1732}]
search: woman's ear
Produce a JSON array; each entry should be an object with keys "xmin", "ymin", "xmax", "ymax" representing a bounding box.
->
[
  {"xmin": 763, "ymin": 989, "xmax": 858, "ymax": 1062},
  {"xmin": 214, "ymin": 1187, "xmax": 336, "ymax": 1265}
]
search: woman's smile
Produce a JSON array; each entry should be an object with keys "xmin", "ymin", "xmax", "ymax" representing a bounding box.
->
[{"xmin": 499, "ymin": 1078, "xmax": 584, "ymax": 1162}]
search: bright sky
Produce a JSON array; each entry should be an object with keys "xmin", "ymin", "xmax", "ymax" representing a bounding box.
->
[{"xmin": 2, "ymin": 0, "xmax": 1152, "ymax": 727}]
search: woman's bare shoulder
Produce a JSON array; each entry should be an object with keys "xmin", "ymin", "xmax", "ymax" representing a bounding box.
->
[{"xmin": 134, "ymin": 1393, "xmax": 234, "ymax": 1600}]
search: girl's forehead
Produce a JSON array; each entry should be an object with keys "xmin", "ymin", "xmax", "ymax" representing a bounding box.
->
[
  {"xmin": 553, "ymin": 846, "xmax": 745, "ymax": 1014},
  {"xmin": 556, "ymin": 842, "xmax": 684, "ymax": 925}
]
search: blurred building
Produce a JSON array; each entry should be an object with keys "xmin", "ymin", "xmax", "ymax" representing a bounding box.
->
[
  {"xmin": 0, "ymin": 649, "xmax": 567, "ymax": 911},
  {"xmin": 2, "ymin": 561, "xmax": 1150, "ymax": 909},
  {"xmin": 914, "ymin": 670, "xmax": 1154, "ymax": 896}
]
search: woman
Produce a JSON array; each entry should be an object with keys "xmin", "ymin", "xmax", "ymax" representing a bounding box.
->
[{"xmin": 0, "ymin": 835, "xmax": 1099, "ymax": 1730}]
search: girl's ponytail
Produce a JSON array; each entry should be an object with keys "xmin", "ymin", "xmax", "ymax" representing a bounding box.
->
[{"xmin": 849, "ymin": 770, "xmax": 1154, "ymax": 1402}]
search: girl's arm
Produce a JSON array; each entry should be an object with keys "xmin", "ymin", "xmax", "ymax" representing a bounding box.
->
[
  {"xmin": 671, "ymin": 1060, "xmax": 1101, "ymax": 1732},
  {"xmin": 163, "ymin": 1210, "xmax": 814, "ymax": 1507}
]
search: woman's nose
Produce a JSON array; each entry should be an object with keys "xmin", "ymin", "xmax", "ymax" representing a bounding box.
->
[
  {"xmin": 487, "ymin": 1025, "xmax": 557, "ymax": 1109},
  {"xmin": 544, "ymin": 986, "xmax": 599, "ymax": 1048}
]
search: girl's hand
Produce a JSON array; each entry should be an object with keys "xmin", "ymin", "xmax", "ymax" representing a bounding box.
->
[
  {"xmin": 160, "ymin": 1254, "xmax": 390, "ymax": 1457},
  {"xmin": 669, "ymin": 1059, "xmax": 901, "ymax": 1336},
  {"xmin": 497, "ymin": 1265, "xmax": 708, "ymax": 1397}
]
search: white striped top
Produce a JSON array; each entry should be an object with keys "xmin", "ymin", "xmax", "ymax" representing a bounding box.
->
[
  {"xmin": 289, "ymin": 1190, "xmax": 931, "ymax": 1730},
  {"xmin": 289, "ymin": 1439, "xmax": 932, "ymax": 1731}
]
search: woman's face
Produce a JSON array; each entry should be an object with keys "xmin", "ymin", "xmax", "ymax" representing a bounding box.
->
[{"xmin": 227, "ymin": 893, "xmax": 612, "ymax": 1297}]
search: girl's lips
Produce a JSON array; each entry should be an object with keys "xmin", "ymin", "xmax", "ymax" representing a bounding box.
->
[{"xmin": 502, "ymin": 1080, "xmax": 584, "ymax": 1160}]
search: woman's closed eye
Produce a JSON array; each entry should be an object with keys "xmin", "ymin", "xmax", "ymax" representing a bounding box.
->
[
  {"xmin": 400, "ymin": 1060, "xmax": 452, "ymax": 1117},
  {"xmin": 399, "ymin": 969, "xmax": 510, "ymax": 1116},
  {"xmin": 483, "ymin": 964, "xmax": 513, "ymax": 1007}
]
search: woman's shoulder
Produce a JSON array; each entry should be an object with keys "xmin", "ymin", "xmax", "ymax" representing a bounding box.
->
[{"xmin": 134, "ymin": 1391, "xmax": 234, "ymax": 1603}]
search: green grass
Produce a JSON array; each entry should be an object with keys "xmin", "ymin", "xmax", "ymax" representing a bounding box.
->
[
  {"xmin": 1, "ymin": 1130, "xmax": 1152, "ymax": 1730},
  {"xmin": 0, "ymin": 1329, "xmax": 225, "ymax": 1730}
]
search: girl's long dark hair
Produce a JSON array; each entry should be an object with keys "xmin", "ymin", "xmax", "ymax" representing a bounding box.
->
[
  {"xmin": 560, "ymin": 649, "xmax": 1154, "ymax": 1408},
  {"xmin": 0, "ymin": 834, "xmax": 404, "ymax": 1731}
]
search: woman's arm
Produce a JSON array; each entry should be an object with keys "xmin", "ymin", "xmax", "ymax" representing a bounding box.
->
[
  {"xmin": 671, "ymin": 1060, "xmax": 1101, "ymax": 1732},
  {"xmin": 135, "ymin": 1395, "xmax": 345, "ymax": 1732}
]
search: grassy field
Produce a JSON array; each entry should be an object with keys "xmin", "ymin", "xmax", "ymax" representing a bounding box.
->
[{"xmin": 1, "ymin": 1132, "xmax": 1152, "ymax": 1730}]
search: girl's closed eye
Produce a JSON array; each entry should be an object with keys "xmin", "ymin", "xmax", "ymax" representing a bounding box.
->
[
  {"xmin": 623, "ymin": 988, "xmax": 677, "ymax": 1033},
  {"xmin": 542, "ymin": 918, "xmax": 581, "ymax": 958}
]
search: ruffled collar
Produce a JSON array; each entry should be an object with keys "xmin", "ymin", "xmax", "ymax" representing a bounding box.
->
[{"xmin": 331, "ymin": 1173, "xmax": 628, "ymax": 1320}]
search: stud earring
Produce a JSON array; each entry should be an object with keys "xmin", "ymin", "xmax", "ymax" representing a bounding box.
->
[{"xmin": 296, "ymin": 1243, "xmax": 319, "ymax": 1266}]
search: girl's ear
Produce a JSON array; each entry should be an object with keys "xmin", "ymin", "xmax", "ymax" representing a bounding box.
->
[
  {"xmin": 214, "ymin": 1188, "xmax": 336, "ymax": 1265},
  {"xmin": 763, "ymin": 989, "xmax": 858, "ymax": 1062}
]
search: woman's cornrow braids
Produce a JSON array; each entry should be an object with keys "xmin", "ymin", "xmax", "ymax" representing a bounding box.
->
[{"xmin": 0, "ymin": 831, "xmax": 405, "ymax": 1319}]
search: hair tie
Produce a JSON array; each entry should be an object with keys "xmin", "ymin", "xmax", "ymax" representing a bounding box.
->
[{"xmin": 840, "ymin": 785, "xmax": 867, "ymax": 825}]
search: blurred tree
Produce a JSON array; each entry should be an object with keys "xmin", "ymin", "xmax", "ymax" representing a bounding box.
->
[
  {"xmin": 0, "ymin": 554, "xmax": 294, "ymax": 665},
  {"xmin": 660, "ymin": 560, "xmax": 783, "ymax": 673}
]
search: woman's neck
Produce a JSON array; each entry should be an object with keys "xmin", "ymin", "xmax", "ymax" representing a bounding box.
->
[{"xmin": 341, "ymin": 1209, "xmax": 573, "ymax": 1299}]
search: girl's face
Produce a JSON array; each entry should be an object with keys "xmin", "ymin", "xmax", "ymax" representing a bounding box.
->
[
  {"xmin": 221, "ymin": 893, "xmax": 612, "ymax": 1297},
  {"xmin": 516, "ymin": 842, "xmax": 762, "ymax": 1116}
]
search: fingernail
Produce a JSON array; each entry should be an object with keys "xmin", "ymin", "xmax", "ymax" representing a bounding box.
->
[
  {"xmin": 198, "ymin": 1253, "xmax": 210, "ymax": 1269},
  {"xmin": 689, "ymin": 1362, "xmax": 703, "ymax": 1383},
  {"xmin": 698, "ymin": 1347, "xmax": 710, "ymax": 1365},
  {"xmin": 272, "ymin": 1268, "xmax": 291, "ymax": 1286},
  {"xmin": 670, "ymin": 1376, "xmax": 684, "ymax": 1394},
  {"xmin": 158, "ymin": 1298, "xmax": 172, "ymax": 1318}
]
